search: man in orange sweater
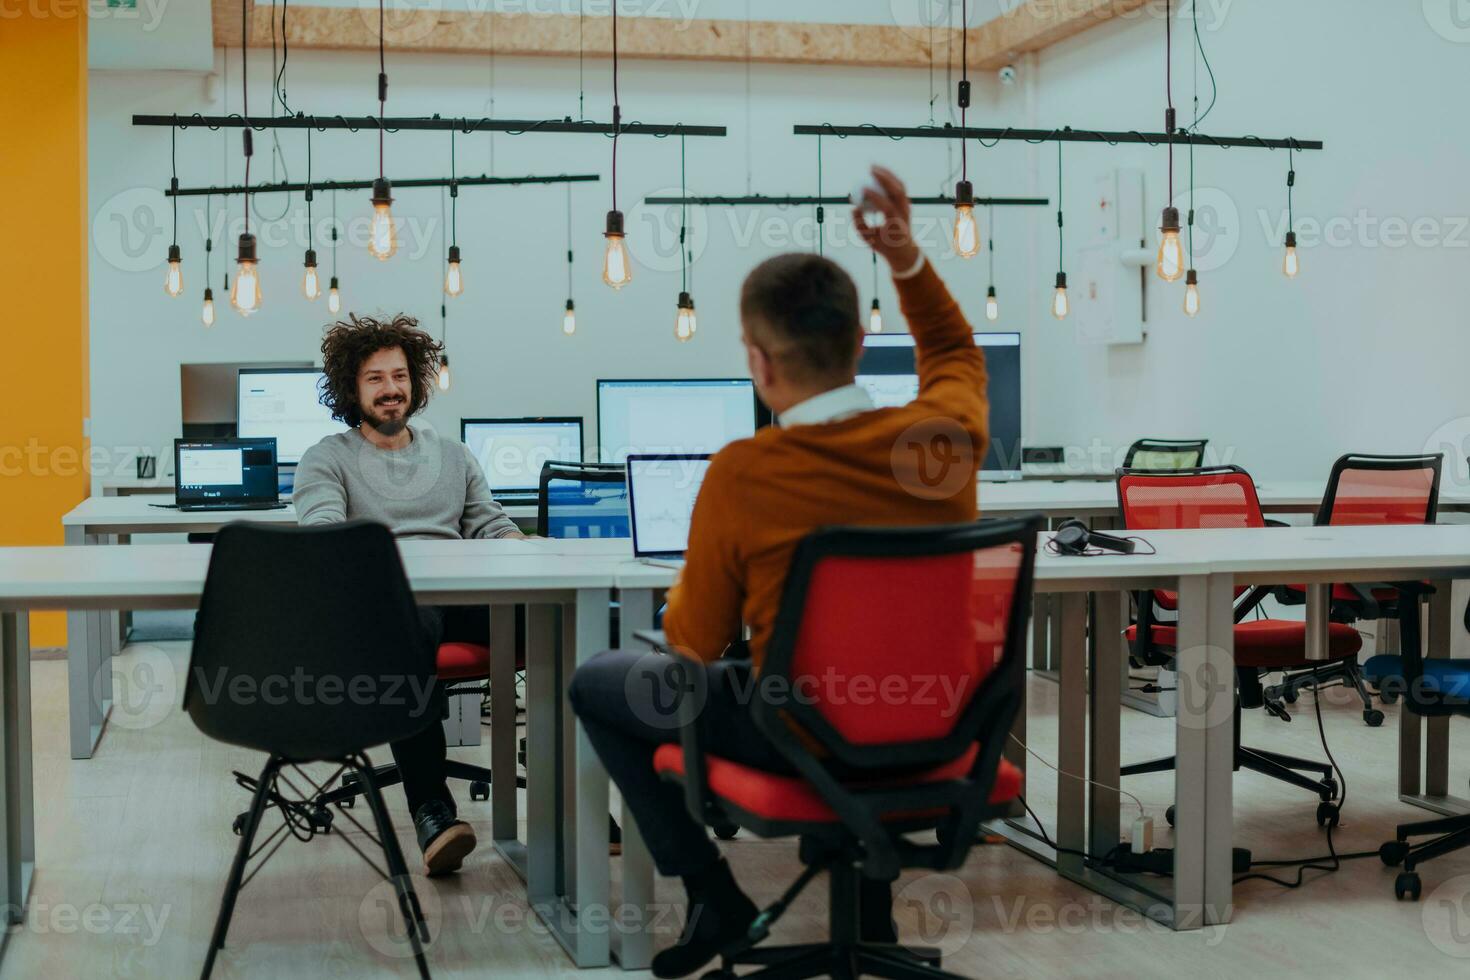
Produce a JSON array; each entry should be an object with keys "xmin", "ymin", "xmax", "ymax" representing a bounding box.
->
[{"xmin": 569, "ymin": 166, "xmax": 987, "ymax": 978}]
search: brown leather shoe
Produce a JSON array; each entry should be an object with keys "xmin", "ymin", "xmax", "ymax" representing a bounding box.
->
[{"xmin": 414, "ymin": 801, "xmax": 477, "ymax": 876}]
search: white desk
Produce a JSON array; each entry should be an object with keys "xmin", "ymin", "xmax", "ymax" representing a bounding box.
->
[{"xmin": 0, "ymin": 538, "xmax": 649, "ymax": 971}]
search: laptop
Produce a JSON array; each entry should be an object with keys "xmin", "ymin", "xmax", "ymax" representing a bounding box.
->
[
  {"xmin": 173, "ymin": 438, "xmax": 287, "ymax": 512},
  {"xmin": 626, "ymin": 453, "xmax": 713, "ymax": 567}
]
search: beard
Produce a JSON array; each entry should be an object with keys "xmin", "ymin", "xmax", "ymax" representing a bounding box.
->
[{"xmin": 360, "ymin": 394, "xmax": 411, "ymax": 436}]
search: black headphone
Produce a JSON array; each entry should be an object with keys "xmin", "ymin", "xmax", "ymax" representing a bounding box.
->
[{"xmin": 1051, "ymin": 519, "xmax": 1136, "ymax": 556}]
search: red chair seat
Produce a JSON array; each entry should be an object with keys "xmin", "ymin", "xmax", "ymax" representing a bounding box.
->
[
  {"xmin": 653, "ymin": 743, "xmax": 1021, "ymax": 825},
  {"xmin": 1126, "ymin": 619, "xmax": 1362, "ymax": 669},
  {"xmin": 437, "ymin": 642, "xmax": 491, "ymax": 681},
  {"xmin": 1283, "ymin": 583, "xmax": 1401, "ymax": 604}
]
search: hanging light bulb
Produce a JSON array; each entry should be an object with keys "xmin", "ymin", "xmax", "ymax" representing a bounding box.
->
[
  {"xmin": 603, "ymin": 210, "xmax": 632, "ymax": 289},
  {"xmin": 985, "ymin": 286, "xmax": 999, "ymax": 323},
  {"xmin": 952, "ymin": 180, "xmax": 980, "ymax": 259},
  {"xmin": 444, "ymin": 245, "xmax": 463, "ymax": 297},
  {"xmin": 230, "ymin": 233, "xmax": 262, "ymax": 317},
  {"xmin": 200, "ymin": 287, "xmax": 216, "ymax": 327},
  {"xmin": 1156, "ymin": 206, "xmax": 1184, "ymax": 282},
  {"xmin": 301, "ymin": 249, "xmax": 321, "ymax": 301},
  {"xmin": 1051, "ymin": 272, "xmax": 1070, "ymax": 320},
  {"xmin": 562, "ymin": 298, "xmax": 576, "ymax": 336},
  {"xmin": 164, "ymin": 244, "xmax": 184, "ymax": 297},
  {"xmin": 437, "ymin": 354, "xmax": 451, "ymax": 391},
  {"xmin": 869, "ymin": 298, "xmax": 883, "ymax": 334},
  {"xmin": 1282, "ymin": 231, "xmax": 1299, "ymax": 278},
  {"xmin": 368, "ymin": 178, "xmax": 398, "ymax": 261},
  {"xmin": 674, "ymin": 291, "xmax": 696, "ymax": 342},
  {"xmin": 1183, "ymin": 268, "xmax": 1201, "ymax": 317},
  {"xmin": 327, "ymin": 276, "xmax": 341, "ymax": 315}
]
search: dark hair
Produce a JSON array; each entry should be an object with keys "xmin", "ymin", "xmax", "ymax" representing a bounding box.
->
[
  {"xmin": 739, "ymin": 253, "xmax": 861, "ymax": 384},
  {"xmin": 319, "ymin": 314, "xmax": 443, "ymax": 427}
]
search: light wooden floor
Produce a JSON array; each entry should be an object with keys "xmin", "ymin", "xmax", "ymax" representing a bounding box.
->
[{"xmin": 3, "ymin": 640, "xmax": 1470, "ymax": 978}]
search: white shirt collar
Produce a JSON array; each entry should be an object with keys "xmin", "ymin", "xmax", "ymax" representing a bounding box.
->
[{"xmin": 778, "ymin": 384, "xmax": 875, "ymax": 428}]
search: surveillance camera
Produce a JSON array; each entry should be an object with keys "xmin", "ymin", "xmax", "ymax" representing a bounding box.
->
[{"xmin": 999, "ymin": 65, "xmax": 1018, "ymax": 86}]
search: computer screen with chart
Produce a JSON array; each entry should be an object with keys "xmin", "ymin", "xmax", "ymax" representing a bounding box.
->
[
  {"xmin": 855, "ymin": 332, "xmax": 1022, "ymax": 480},
  {"xmin": 236, "ymin": 368, "xmax": 348, "ymax": 465},
  {"xmin": 626, "ymin": 454, "xmax": 713, "ymax": 559},
  {"xmin": 597, "ymin": 379, "xmax": 764, "ymax": 462},
  {"xmin": 461, "ymin": 417, "xmax": 584, "ymax": 497}
]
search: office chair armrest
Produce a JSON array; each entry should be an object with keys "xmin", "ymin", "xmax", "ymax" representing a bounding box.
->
[
  {"xmin": 672, "ymin": 658, "xmax": 750, "ymax": 830},
  {"xmin": 1232, "ymin": 585, "xmax": 1272, "ymax": 623},
  {"xmin": 1265, "ymin": 518, "xmax": 1292, "ymax": 528}
]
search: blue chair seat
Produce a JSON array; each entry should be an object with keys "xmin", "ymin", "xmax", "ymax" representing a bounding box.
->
[{"xmin": 1363, "ymin": 654, "xmax": 1470, "ymax": 699}]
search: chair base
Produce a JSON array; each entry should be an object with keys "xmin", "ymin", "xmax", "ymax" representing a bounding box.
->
[
  {"xmin": 1266, "ymin": 660, "xmax": 1385, "ymax": 727},
  {"xmin": 712, "ymin": 942, "xmax": 962, "ymax": 980},
  {"xmin": 1380, "ymin": 811, "xmax": 1470, "ymax": 901},
  {"xmin": 1123, "ymin": 746, "xmax": 1338, "ymax": 804},
  {"xmin": 314, "ymin": 760, "xmax": 519, "ymax": 809}
]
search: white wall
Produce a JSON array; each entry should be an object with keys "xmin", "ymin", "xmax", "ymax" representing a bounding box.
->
[{"xmin": 88, "ymin": 1, "xmax": 1470, "ymax": 489}]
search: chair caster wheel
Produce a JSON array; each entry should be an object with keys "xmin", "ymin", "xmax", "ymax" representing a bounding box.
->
[
  {"xmin": 713, "ymin": 822, "xmax": 739, "ymax": 841},
  {"xmin": 309, "ymin": 807, "xmax": 333, "ymax": 832},
  {"xmin": 1316, "ymin": 802, "xmax": 1340, "ymax": 828},
  {"xmin": 1380, "ymin": 841, "xmax": 1410, "ymax": 867},
  {"xmin": 1165, "ymin": 805, "xmax": 1176, "ymax": 827},
  {"xmin": 1363, "ymin": 709, "xmax": 1385, "ymax": 727},
  {"xmin": 1282, "ymin": 690, "xmax": 1298, "ymax": 704},
  {"xmin": 470, "ymin": 781, "xmax": 490, "ymax": 801},
  {"xmin": 1395, "ymin": 871, "xmax": 1422, "ymax": 901},
  {"xmin": 231, "ymin": 814, "xmax": 247, "ymax": 836}
]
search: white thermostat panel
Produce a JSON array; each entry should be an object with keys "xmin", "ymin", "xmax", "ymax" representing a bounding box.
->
[{"xmin": 1075, "ymin": 167, "xmax": 1150, "ymax": 346}]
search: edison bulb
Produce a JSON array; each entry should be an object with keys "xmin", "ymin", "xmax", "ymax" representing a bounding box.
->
[
  {"xmin": 562, "ymin": 299, "xmax": 576, "ymax": 336},
  {"xmin": 302, "ymin": 264, "xmax": 321, "ymax": 301},
  {"xmin": 201, "ymin": 288, "xmax": 216, "ymax": 327},
  {"xmin": 444, "ymin": 246, "xmax": 463, "ymax": 296},
  {"xmin": 985, "ymin": 287, "xmax": 999, "ymax": 323},
  {"xmin": 1183, "ymin": 270, "xmax": 1201, "ymax": 317},
  {"xmin": 1283, "ymin": 232, "xmax": 1299, "ymax": 278},
  {"xmin": 368, "ymin": 179, "xmax": 398, "ymax": 261},
  {"xmin": 327, "ymin": 276, "xmax": 341, "ymax": 315},
  {"xmin": 1051, "ymin": 273, "xmax": 1069, "ymax": 320},
  {"xmin": 164, "ymin": 246, "xmax": 184, "ymax": 297},
  {"xmin": 437, "ymin": 356, "xmax": 451, "ymax": 391},
  {"xmin": 952, "ymin": 204, "xmax": 979, "ymax": 259},
  {"xmin": 231, "ymin": 260, "xmax": 261, "ymax": 316},
  {"xmin": 603, "ymin": 235, "xmax": 632, "ymax": 289},
  {"xmin": 1156, "ymin": 230, "xmax": 1184, "ymax": 282},
  {"xmin": 675, "ymin": 291, "xmax": 695, "ymax": 342},
  {"xmin": 869, "ymin": 298, "xmax": 883, "ymax": 334}
]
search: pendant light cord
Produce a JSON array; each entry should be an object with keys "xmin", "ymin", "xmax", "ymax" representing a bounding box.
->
[
  {"xmin": 566, "ymin": 182, "xmax": 574, "ymax": 298},
  {"xmin": 241, "ymin": 0, "xmax": 251, "ymax": 237},
  {"xmin": 378, "ymin": 0, "xmax": 386, "ymax": 179},
  {"xmin": 1057, "ymin": 141, "xmax": 1064, "ymax": 271},
  {"xmin": 960, "ymin": 0, "xmax": 967, "ymax": 182},
  {"xmin": 170, "ymin": 123, "xmax": 179, "ymax": 244},
  {"xmin": 1165, "ymin": 0, "xmax": 1174, "ymax": 203},
  {"xmin": 331, "ymin": 189, "xmax": 338, "ymax": 277},
  {"xmin": 440, "ymin": 185, "xmax": 449, "ymax": 348},
  {"xmin": 988, "ymin": 204, "xmax": 995, "ymax": 284},
  {"xmin": 449, "ymin": 129, "xmax": 457, "ymax": 246},
  {"xmin": 204, "ymin": 191, "xmax": 212, "ymax": 281},
  {"xmin": 577, "ymin": 1, "xmax": 585, "ymax": 121},
  {"xmin": 679, "ymin": 132, "xmax": 688, "ymax": 293},
  {"xmin": 611, "ymin": 3, "xmax": 620, "ymax": 213},
  {"xmin": 305, "ymin": 126, "xmax": 313, "ymax": 248},
  {"xmin": 815, "ymin": 133, "xmax": 824, "ymax": 256}
]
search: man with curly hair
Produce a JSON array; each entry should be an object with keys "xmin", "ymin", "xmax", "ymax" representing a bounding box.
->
[{"xmin": 295, "ymin": 312, "xmax": 525, "ymax": 876}]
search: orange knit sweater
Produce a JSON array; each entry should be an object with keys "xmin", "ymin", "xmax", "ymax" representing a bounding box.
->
[{"xmin": 663, "ymin": 259, "xmax": 989, "ymax": 668}]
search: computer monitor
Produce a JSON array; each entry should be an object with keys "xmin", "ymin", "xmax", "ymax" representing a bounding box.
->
[
  {"xmin": 855, "ymin": 332, "xmax": 1022, "ymax": 481},
  {"xmin": 236, "ymin": 368, "xmax": 349, "ymax": 465},
  {"xmin": 174, "ymin": 438, "xmax": 280, "ymax": 506},
  {"xmin": 626, "ymin": 454, "xmax": 714, "ymax": 559},
  {"xmin": 597, "ymin": 379, "xmax": 767, "ymax": 463},
  {"xmin": 461, "ymin": 417, "xmax": 585, "ymax": 497}
]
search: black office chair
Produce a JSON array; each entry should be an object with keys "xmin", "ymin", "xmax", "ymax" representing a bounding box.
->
[
  {"xmin": 1369, "ymin": 586, "xmax": 1470, "ymax": 900},
  {"xmin": 188, "ymin": 521, "xmax": 434, "ymax": 978},
  {"xmin": 536, "ymin": 460, "xmax": 630, "ymax": 538},
  {"xmin": 1122, "ymin": 438, "xmax": 1209, "ymax": 471}
]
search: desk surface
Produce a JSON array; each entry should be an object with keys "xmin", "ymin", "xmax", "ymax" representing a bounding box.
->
[{"xmin": 62, "ymin": 495, "xmax": 538, "ymax": 532}]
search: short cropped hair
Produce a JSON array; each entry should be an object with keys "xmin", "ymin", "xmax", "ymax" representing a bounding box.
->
[
  {"xmin": 319, "ymin": 313, "xmax": 443, "ymax": 427},
  {"xmin": 739, "ymin": 253, "xmax": 862, "ymax": 385}
]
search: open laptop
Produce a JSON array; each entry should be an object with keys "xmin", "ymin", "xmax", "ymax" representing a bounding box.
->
[
  {"xmin": 626, "ymin": 453, "xmax": 713, "ymax": 567},
  {"xmin": 173, "ymin": 438, "xmax": 286, "ymax": 511},
  {"xmin": 461, "ymin": 416, "xmax": 584, "ymax": 504}
]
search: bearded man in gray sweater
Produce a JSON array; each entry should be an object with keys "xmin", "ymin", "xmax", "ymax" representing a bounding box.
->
[{"xmin": 295, "ymin": 313, "xmax": 524, "ymax": 876}]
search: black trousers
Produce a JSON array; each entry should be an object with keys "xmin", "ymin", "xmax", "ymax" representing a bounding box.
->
[
  {"xmin": 569, "ymin": 649, "xmax": 793, "ymax": 878},
  {"xmin": 390, "ymin": 605, "xmax": 490, "ymax": 816}
]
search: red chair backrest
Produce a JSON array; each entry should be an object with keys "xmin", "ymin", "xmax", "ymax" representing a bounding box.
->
[
  {"xmin": 758, "ymin": 518, "xmax": 1037, "ymax": 771},
  {"xmin": 1317, "ymin": 454, "xmax": 1442, "ymax": 527},
  {"xmin": 1117, "ymin": 465, "xmax": 1265, "ymax": 531}
]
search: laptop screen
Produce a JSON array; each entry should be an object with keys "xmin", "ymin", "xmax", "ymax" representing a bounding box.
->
[
  {"xmin": 175, "ymin": 438, "xmax": 280, "ymax": 505},
  {"xmin": 461, "ymin": 417, "xmax": 584, "ymax": 496},
  {"xmin": 626, "ymin": 454, "xmax": 713, "ymax": 558}
]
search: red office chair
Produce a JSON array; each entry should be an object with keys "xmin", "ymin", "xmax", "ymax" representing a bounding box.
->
[
  {"xmin": 1268, "ymin": 453, "xmax": 1442, "ymax": 727},
  {"xmin": 654, "ymin": 516, "xmax": 1040, "ymax": 980},
  {"xmin": 1117, "ymin": 467, "xmax": 1360, "ymax": 827}
]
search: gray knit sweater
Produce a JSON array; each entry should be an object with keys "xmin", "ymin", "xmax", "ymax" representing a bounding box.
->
[{"xmin": 294, "ymin": 424, "xmax": 520, "ymax": 540}]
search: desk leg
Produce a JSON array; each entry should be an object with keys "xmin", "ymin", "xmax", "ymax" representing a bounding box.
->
[
  {"xmin": 1172, "ymin": 573, "xmax": 1235, "ymax": 929},
  {"xmin": 1055, "ymin": 593, "xmax": 1087, "ymax": 876},
  {"xmin": 1426, "ymin": 581, "xmax": 1453, "ymax": 799},
  {"xmin": 567, "ymin": 588, "xmax": 612, "ymax": 968},
  {"xmin": 0, "ymin": 611, "xmax": 36, "ymax": 928},
  {"xmin": 489, "ymin": 603, "xmax": 518, "ymax": 844},
  {"xmin": 521, "ymin": 604, "xmax": 559, "ymax": 899},
  {"xmin": 63, "ymin": 526, "xmax": 110, "ymax": 760},
  {"xmin": 1089, "ymin": 591, "xmax": 1123, "ymax": 859},
  {"xmin": 614, "ymin": 588, "xmax": 656, "ymax": 971}
]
